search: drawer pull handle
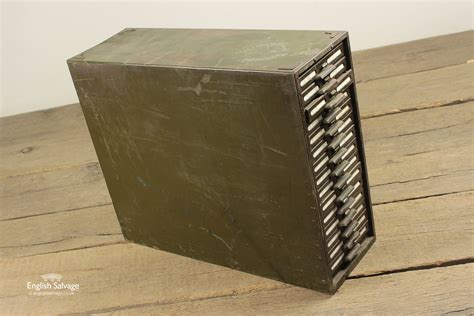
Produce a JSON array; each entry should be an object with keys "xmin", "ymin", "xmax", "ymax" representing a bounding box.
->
[
  {"xmin": 344, "ymin": 231, "xmax": 360, "ymax": 250},
  {"xmin": 317, "ymin": 64, "xmax": 336, "ymax": 80},
  {"xmin": 328, "ymin": 132, "xmax": 346, "ymax": 150},
  {"xmin": 342, "ymin": 220, "xmax": 358, "ymax": 238},
  {"xmin": 320, "ymin": 78, "xmax": 338, "ymax": 95},
  {"xmin": 337, "ymin": 184, "xmax": 354, "ymax": 204},
  {"xmin": 325, "ymin": 92, "xmax": 348, "ymax": 110},
  {"xmin": 345, "ymin": 243, "xmax": 362, "ymax": 262},
  {"xmin": 332, "ymin": 160, "xmax": 349, "ymax": 177},
  {"xmin": 334, "ymin": 173, "xmax": 351, "ymax": 190},
  {"xmin": 339, "ymin": 208, "xmax": 356, "ymax": 227},
  {"xmin": 324, "ymin": 107, "xmax": 342, "ymax": 124},
  {"xmin": 337, "ymin": 196, "xmax": 355, "ymax": 216},
  {"xmin": 329, "ymin": 147, "xmax": 348, "ymax": 165},
  {"xmin": 326, "ymin": 120, "xmax": 343, "ymax": 137}
]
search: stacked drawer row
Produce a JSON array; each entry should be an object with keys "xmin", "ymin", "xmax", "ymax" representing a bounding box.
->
[{"xmin": 298, "ymin": 44, "xmax": 370, "ymax": 275}]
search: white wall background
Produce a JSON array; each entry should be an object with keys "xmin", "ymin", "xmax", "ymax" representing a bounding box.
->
[{"xmin": 1, "ymin": 0, "xmax": 472, "ymax": 117}]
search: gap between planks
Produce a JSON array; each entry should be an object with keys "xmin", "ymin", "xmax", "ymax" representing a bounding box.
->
[
  {"xmin": 53, "ymin": 264, "xmax": 474, "ymax": 315},
  {"xmin": 1, "ymin": 101, "xmax": 471, "ymax": 267},
  {"xmin": 2, "ymin": 44, "xmax": 474, "ymax": 178},
  {"xmin": 1, "ymin": 94, "xmax": 470, "ymax": 182},
  {"xmin": 2, "ymin": 99, "xmax": 472, "ymax": 222},
  {"xmin": 361, "ymin": 97, "xmax": 474, "ymax": 119},
  {"xmin": 349, "ymin": 257, "xmax": 474, "ymax": 279},
  {"xmin": 2, "ymin": 181, "xmax": 471, "ymax": 224},
  {"xmin": 0, "ymin": 190, "xmax": 472, "ymax": 313},
  {"xmin": 355, "ymin": 60, "xmax": 473, "ymax": 84},
  {"xmin": 2, "ymin": 190, "xmax": 472, "ymax": 279},
  {"xmin": 0, "ymin": 30, "xmax": 472, "ymax": 315},
  {"xmin": 1, "ymin": 242, "xmax": 472, "ymax": 314},
  {"xmin": 352, "ymin": 30, "xmax": 474, "ymax": 82}
]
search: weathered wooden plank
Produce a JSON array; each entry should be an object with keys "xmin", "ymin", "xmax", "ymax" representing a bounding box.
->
[
  {"xmin": 0, "ymin": 189, "xmax": 471, "ymax": 292},
  {"xmin": 357, "ymin": 63, "xmax": 473, "ymax": 118},
  {"xmin": 0, "ymin": 244, "xmax": 471, "ymax": 315},
  {"xmin": 106, "ymin": 264, "xmax": 474, "ymax": 315},
  {"xmin": 1, "ymin": 35, "xmax": 472, "ymax": 180},
  {"xmin": 2, "ymin": 102, "xmax": 470, "ymax": 223},
  {"xmin": 0, "ymin": 243, "xmax": 275, "ymax": 315},
  {"xmin": 363, "ymin": 102, "xmax": 474, "ymax": 203},
  {"xmin": 362, "ymin": 101, "xmax": 473, "ymax": 142},
  {"xmin": 0, "ymin": 204, "xmax": 123, "ymax": 257},
  {"xmin": 0, "ymin": 161, "xmax": 110, "ymax": 221},
  {"xmin": 353, "ymin": 30, "xmax": 474, "ymax": 82},
  {"xmin": 1, "ymin": 103, "xmax": 470, "ymax": 262},
  {"xmin": 0, "ymin": 31, "xmax": 471, "ymax": 315},
  {"xmin": 373, "ymin": 169, "xmax": 473, "ymax": 205},
  {"xmin": 353, "ymin": 191, "xmax": 473, "ymax": 276},
  {"xmin": 0, "ymin": 104, "xmax": 97, "ymax": 178}
]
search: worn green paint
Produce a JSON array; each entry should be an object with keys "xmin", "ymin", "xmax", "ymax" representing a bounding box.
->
[
  {"xmin": 68, "ymin": 28, "xmax": 370, "ymax": 294},
  {"xmin": 70, "ymin": 28, "xmax": 340, "ymax": 72}
]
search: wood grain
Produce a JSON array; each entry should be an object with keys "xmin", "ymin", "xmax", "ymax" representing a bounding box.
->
[
  {"xmin": 0, "ymin": 104, "xmax": 97, "ymax": 178},
  {"xmin": 363, "ymin": 101, "xmax": 474, "ymax": 203},
  {"xmin": 357, "ymin": 63, "xmax": 473, "ymax": 118},
  {"xmin": 1, "ymin": 185, "xmax": 471, "ymax": 278},
  {"xmin": 0, "ymin": 204, "xmax": 123, "ymax": 257},
  {"xmin": 0, "ymin": 161, "xmax": 110, "ymax": 221},
  {"xmin": 352, "ymin": 30, "xmax": 474, "ymax": 82},
  {"xmin": 0, "ymin": 246, "xmax": 471, "ymax": 315},
  {"xmin": 0, "ymin": 32, "xmax": 472, "ymax": 314},
  {"xmin": 2, "ymin": 102, "xmax": 471, "ymax": 223},
  {"xmin": 352, "ymin": 191, "xmax": 473, "ymax": 276},
  {"xmin": 105, "ymin": 264, "xmax": 474, "ymax": 315},
  {"xmin": 1, "ymin": 42, "xmax": 472, "ymax": 180},
  {"xmin": 1, "ymin": 103, "xmax": 471, "ymax": 263}
]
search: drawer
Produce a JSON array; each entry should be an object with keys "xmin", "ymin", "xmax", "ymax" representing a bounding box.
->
[
  {"xmin": 298, "ymin": 43, "xmax": 345, "ymax": 89},
  {"xmin": 296, "ymin": 38, "xmax": 374, "ymax": 280}
]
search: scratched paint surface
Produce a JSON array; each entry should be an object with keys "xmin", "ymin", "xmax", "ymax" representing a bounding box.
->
[
  {"xmin": 70, "ymin": 28, "xmax": 339, "ymax": 72},
  {"xmin": 67, "ymin": 29, "xmax": 344, "ymax": 292},
  {"xmin": 68, "ymin": 59, "xmax": 333, "ymax": 291}
]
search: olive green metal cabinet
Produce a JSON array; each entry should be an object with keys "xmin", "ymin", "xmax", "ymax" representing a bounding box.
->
[{"xmin": 68, "ymin": 28, "xmax": 375, "ymax": 294}]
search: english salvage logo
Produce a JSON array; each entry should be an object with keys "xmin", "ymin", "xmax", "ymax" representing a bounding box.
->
[{"xmin": 26, "ymin": 273, "xmax": 80, "ymax": 296}]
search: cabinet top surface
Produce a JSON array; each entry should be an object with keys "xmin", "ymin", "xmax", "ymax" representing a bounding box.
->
[{"xmin": 69, "ymin": 28, "xmax": 342, "ymax": 72}]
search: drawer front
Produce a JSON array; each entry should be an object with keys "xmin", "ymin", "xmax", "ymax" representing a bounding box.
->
[{"xmin": 297, "ymin": 39, "xmax": 374, "ymax": 277}]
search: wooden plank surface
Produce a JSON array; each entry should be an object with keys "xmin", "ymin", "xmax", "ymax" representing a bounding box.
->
[
  {"xmin": 0, "ymin": 190, "xmax": 470, "ymax": 280},
  {"xmin": 101, "ymin": 264, "xmax": 474, "ymax": 315},
  {"xmin": 1, "ymin": 33, "xmax": 472, "ymax": 180},
  {"xmin": 0, "ymin": 105, "xmax": 97, "ymax": 178},
  {"xmin": 0, "ymin": 248, "xmax": 471, "ymax": 314},
  {"xmin": 2, "ymin": 102, "xmax": 471, "ymax": 222},
  {"xmin": 0, "ymin": 31, "xmax": 473, "ymax": 314},
  {"xmin": 1, "ymin": 62, "xmax": 471, "ymax": 179},
  {"xmin": 357, "ymin": 63, "xmax": 473, "ymax": 118},
  {"xmin": 1, "ymin": 104, "xmax": 472, "ymax": 261},
  {"xmin": 0, "ymin": 204, "xmax": 123, "ymax": 257},
  {"xmin": 0, "ymin": 161, "xmax": 110, "ymax": 220},
  {"xmin": 363, "ymin": 101, "xmax": 474, "ymax": 203},
  {"xmin": 0, "ymin": 74, "xmax": 471, "ymax": 187},
  {"xmin": 352, "ymin": 30, "xmax": 474, "ymax": 82},
  {"xmin": 352, "ymin": 191, "xmax": 473, "ymax": 276}
]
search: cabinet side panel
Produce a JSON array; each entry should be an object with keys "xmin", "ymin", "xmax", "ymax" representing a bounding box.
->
[{"xmin": 68, "ymin": 62, "xmax": 330, "ymax": 291}]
